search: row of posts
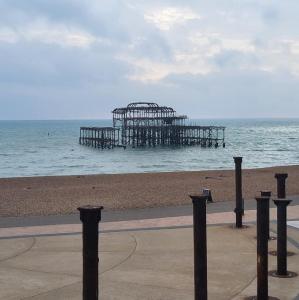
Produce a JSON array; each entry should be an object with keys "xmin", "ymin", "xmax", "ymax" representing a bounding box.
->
[
  {"xmin": 77, "ymin": 158, "xmax": 295, "ymax": 300},
  {"xmin": 192, "ymin": 168, "xmax": 294, "ymax": 300}
]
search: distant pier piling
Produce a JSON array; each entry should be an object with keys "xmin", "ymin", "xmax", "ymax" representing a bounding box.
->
[{"xmin": 79, "ymin": 127, "xmax": 119, "ymax": 149}]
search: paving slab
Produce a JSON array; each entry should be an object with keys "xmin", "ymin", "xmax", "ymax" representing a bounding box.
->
[
  {"xmin": 0, "ymin": 266, "xmax": 79, "ymax": 300},
  {"xmin": 233, "ymin": 238, "xmax": 299, "ymax": 300},
  {"xmin": 0, "ymin": 198, "xmax": 298, "ymax": 300},
  {"xmin": 1, "ymin": 224, "xmax": 298, "ymax": 300}
]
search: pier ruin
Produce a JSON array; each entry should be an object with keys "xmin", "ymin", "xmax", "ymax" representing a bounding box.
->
[{"xmin": 79, "ymin": 102, "xmax": 225, "ymax": 149}]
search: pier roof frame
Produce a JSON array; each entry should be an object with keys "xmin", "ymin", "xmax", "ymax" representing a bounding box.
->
[
  {"xmin": 80, "ymin": 127, "xmax": 117, "ymax": 131},
  {"xmin": 112, "ymin": 102, "xmax": 176, "ymax": 114}
]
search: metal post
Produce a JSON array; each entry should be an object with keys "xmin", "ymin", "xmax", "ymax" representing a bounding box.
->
[
  {"xmin": 234, "ymin": 157, "xmax": 243, "ymax": 228},
  {"xmin": 273, "ymin": 199, "xmax": 292, "ymax": 276},
  {"xmin": 78, "ymin": 205, "xmax": 103, "ymax": 300},
  {"xmin": 260, "ymin": 191, "xmax": 272, "ymax": 240},
  {"xmin": 274, "ymin": 173, "xmax": 288, "ymax": 199},
  {"xmin": 190, "ymin": 194, "xmax": 208, "ymax": 300},
  {"xmin": 256, "ymin": 197, "xmax": 270, "ymax": 300}
]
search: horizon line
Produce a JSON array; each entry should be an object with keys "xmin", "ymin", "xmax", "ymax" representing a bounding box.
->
[{"xmin": 0, "ymin": 116, "xmax": 299, "ymax": 122}]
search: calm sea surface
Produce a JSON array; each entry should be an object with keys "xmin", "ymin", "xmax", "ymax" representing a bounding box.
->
[{"xmin": 0, "ymin": 119, "xmax": 298, "ymax": 178}]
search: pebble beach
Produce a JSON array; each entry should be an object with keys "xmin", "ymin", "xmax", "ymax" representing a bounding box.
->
[{"xmin": 0, "ymin": 165, "xmax": 298, "ymax": 217}]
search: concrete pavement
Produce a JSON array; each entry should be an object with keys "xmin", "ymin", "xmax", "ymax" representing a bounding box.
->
[{"xmin": 0, "ymin": 201, "xmax": 299, "ymax": 299}]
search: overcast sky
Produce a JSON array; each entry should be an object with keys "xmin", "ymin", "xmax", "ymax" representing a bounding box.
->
[{"xmin": 0, "ymin": 0, "xmax": 299, "ymax": 120}]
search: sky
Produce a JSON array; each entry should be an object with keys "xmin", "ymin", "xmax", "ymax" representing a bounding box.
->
[{"xmin": 0, "ymin": 0, "xmax": 299, "ymax": 120}]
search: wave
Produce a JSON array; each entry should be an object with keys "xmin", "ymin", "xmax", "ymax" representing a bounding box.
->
[
  {"xmin": 138, "ymin": 164, "xmax": 168, "ymax": 169},
  {"xmin": 67, "ymin": 165, "xmax": 86, "ymax": 168}
]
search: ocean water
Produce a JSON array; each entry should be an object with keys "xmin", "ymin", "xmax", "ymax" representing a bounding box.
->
[{"xmin": 0, "ymin": 119, "xmax": 298, "ymax": 178}]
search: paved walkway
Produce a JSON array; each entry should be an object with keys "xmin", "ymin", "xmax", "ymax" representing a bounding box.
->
[
  {"xmin": 1, "ymin": 196, "xmax": 299, "ymax": 228},
  {"xmin": 0, "ymin": 201, "xmax": 299, "ymax": 299},
  {"xmin": 1, "ymin": 205, "xmax": 299, "ymax": 239}
]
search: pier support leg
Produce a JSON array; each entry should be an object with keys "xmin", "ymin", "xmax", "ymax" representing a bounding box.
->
[
  {"xmin": 190, "ymin": 195, "xmax": 208, "ymax": 300},
  {"xmin": 234, "ymin": 157, "xmax": 243, "ymax": 228},
  {"xmin": 78, "ymin": 205, "xmax": 103, "ymax": 300}
]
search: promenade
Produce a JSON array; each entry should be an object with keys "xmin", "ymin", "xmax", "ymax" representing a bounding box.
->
[{"xmin": 0, "ymin": 199, "xmax": 299, "ymax": 300}]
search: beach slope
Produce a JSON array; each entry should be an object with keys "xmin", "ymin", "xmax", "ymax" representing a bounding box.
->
[{"xmin": 0, "ymin": 165, "xmax": 298, "ymax": 217}]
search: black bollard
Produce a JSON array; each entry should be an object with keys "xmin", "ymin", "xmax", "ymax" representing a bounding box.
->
[
  {"xmin": 273, "ymin": 199, "xmax": 292, "ymax": 276},
  {"xmin": 190, "ymin": 194, "xmax": 208, "ymax": 300},
  {"xmin": 274, "ymin": 173, "xmax": 288, "ymax": 199},
  {"xmin": 260, "ymin": 191, "xmax": 272, "ymax": 240},
  {"xmin": 78, "ymin": 205, "xmax": 103, "ymax": 300},
  {"xmin": 234, "ymin": 157, "xmax": 243, "ymax": 228},
  {"xmin": 256, "ymin": 197, "xmax": 270, "ymax": 299}
]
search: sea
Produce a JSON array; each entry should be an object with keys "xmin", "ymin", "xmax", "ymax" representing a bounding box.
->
[{"xmin": 0, "ymin": 119, "xmax": 298, "ymax": 178}]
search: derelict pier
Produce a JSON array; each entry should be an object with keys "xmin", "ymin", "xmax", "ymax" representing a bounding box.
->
[{"xmin": 79, "ymin": 102, "xmax": 225, "ymax": 149}]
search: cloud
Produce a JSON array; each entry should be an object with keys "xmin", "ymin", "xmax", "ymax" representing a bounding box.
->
[
  {"xmin": 221, "ymin": 38, "xmax": 255, "ymax": 53},
  {"xmin": 0, "ymin": 19, "xmax": 97, "ymax": 48},
  {"xmin": 161, "ymin": 70, "xmax": 299, "ymax": 118},
  {"xmin": 0, "ymin": 38, "xmax": 129, "ymax": 87},
  {"xmin": 144, "ymin": 7, "xmax": 201, "ymax": 31},
  {"xmin": 21, "ymin": 20, "xmax": 96, "ymax": 48},
  {"xmin": 0, "ymin": 0, "xmax": 298, "ymax": 119},
  {"xmin": 0, "ymin": 27, "xmax": 18, "ymax": 43}
]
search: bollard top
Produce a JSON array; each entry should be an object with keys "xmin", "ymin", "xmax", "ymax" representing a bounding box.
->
[
  {"xmin": 233, "ymin": 156, "xmax": 243, "ymax": 163},
  {"xmin": 273, "ymin": 198, "xmax": 292, "ymax": 206},
  {"xmin": 260, "ymin": 191, "xmax": 272, "ymax": 197},
  {"xmin": 189, "ymin": 194, "xmax": 208, "ymax": 204},
  {"xmin": 78, "ymin": 205, "xmax": 104, "ymax": 223},
  {"xmin": 255, "ymin": 196, "xmax": 270, "ymax": 202},
  {"xmin": 274, "ymin": 173, "xmax": 288, "ymax": 179}
]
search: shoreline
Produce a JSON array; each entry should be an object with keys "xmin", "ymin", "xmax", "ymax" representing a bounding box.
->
[
  {"xmin": 1, "ymin": 163, "xmax": 299, "ymax": 180},
  {"xmin": 0, "ymin": 165, "xmax": 298, "ymax": 217}
]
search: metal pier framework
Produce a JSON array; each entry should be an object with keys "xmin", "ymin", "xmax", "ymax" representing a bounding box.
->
[{"xmin": 79, "ymin": 102, "xmax": 225, "ymax": 149}]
